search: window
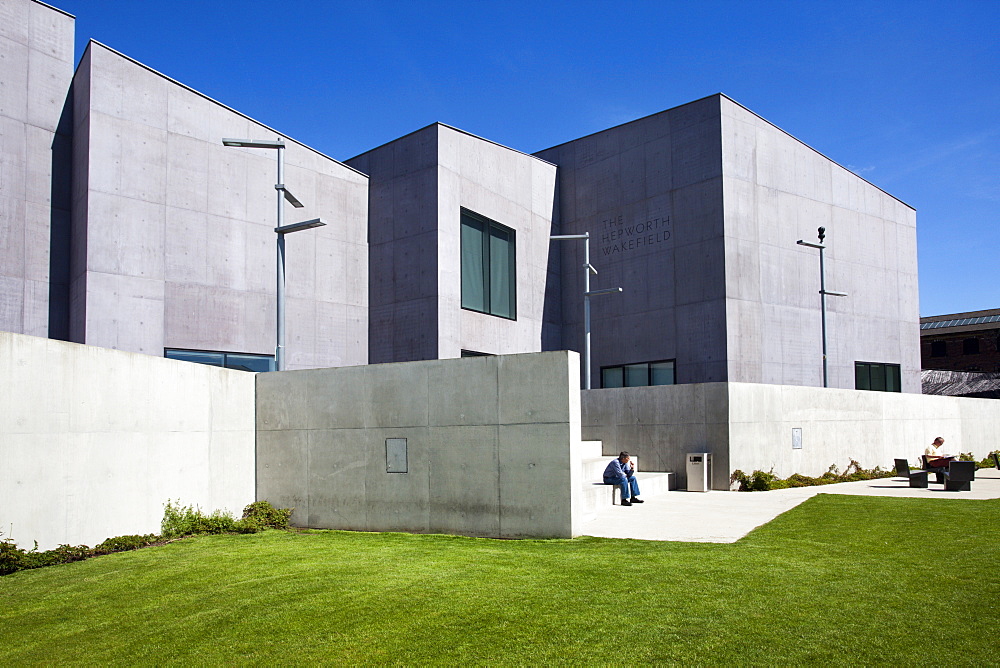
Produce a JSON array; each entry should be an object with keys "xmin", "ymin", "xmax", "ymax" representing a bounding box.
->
[
  {"xmin": 461, "ymin": 349, "xmax": 492, "ymax": 357},
  {"xmin": 165, "ymin": 349, "xmax": 275, "ymax": 372},
  {"xmin": 930, "ymin": 340, "xmax": 947, "ymax": 357},
  {"xmin": 461, "ymin": 209, "xmax": 516, "ymax": 319},
  {"xmin": 963, "ymin": 338, "xmax": 980, "ymax": 355},
  {"xmin": 601, "ymin": 360, "xmax": 676, "ymax": 388},
  {"xmin": 855, "ymin": 362, "xmax": 901, "ymax": 392}
]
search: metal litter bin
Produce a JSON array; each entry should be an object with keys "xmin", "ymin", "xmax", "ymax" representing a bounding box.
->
[{"xmin": 686, "ymin": 452, "xmax": 712, "ymax": 492}]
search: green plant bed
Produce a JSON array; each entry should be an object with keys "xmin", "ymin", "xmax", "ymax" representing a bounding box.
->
[
  {"xmin": 731, "ymin": 459, "xmax": 894, "ymax": 491},
  {"xmin": 1, "ymin": 495, "xmax": 997, "ymax": 665}
]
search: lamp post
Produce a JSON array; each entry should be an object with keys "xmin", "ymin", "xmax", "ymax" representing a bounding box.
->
[
  {"xmin": 223, "ymin": 138, "xmax": 320, "ymax": 371},
  {"xmin": 550, "ymin": 232, "xmax": 622, "ymax": 389},
  {"xmin": 797, "ymin": 226, "xmax": 847, "ymax": 387}
]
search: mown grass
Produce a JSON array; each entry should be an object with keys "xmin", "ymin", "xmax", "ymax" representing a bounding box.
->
[{"xmin": 2, "ymin": 494, "xmax": 997, "ymax": 665}]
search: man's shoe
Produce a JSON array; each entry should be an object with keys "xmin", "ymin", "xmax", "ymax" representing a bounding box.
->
[
  {"xmin": 621, "ymin": 498, "xmax": 632, "ymax": 506},
  {"xmin": 631, "ymin": 497, "xmax": 644, "ymax": 503}
]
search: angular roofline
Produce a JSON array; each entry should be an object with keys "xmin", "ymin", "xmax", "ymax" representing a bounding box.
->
[
  {"xmin": 346, "ymin": 121, "xmax": 557, "ymax": 168},
  {"xmin": 534, "ymin": 92, "xmax": 914, "ymax": 211},
  {"xmin": 32, "ymin": 0, "xmax": 74, "ymax": 19},
  {"xmin": 77, "ymin": 40, "xmax": 368, "ymax": 179}
]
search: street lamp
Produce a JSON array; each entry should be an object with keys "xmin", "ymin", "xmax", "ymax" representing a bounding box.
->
[
  {"xmin": 550, "ymin": 232, "xmax": 622, "ymax": 389},
  {"xmin": 797, "ymin": 226, "xmax": 847, "ymax": 388},
  {"xmin": 223, "ymin": 137, "xmax": 319, "ymax": 371}
]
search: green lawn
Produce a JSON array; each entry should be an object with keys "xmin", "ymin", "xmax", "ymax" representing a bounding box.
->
[{"xmin": 2, "ymin": 494, "xmax": 997, "ymax": 665}]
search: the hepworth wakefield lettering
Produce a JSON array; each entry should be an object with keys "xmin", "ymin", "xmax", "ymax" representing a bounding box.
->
[{"xmin": 601, "ymin": 214, "xmax": 672, "ymax": 255}]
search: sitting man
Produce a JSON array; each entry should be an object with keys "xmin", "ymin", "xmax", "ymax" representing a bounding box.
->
[
  {"xmin": 603, "ymin": 451, "xmax": 643, "ymax": 506},
  {"xmin": 925, "ymin": 436, "xmax": 956, "ymax": 469}
]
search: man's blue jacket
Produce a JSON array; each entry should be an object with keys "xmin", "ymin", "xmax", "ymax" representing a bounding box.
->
[{"xmin": 603, "ymin": 458, "xmax": 633, "ymax": 482}]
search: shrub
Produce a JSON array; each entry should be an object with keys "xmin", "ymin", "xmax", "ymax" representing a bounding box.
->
[
  {"xmin": 162, "ymin": 499, "xmax": 294, "ymax": 538},
  {"xmin": 93, "ymin": 534, "xmax": 160, "ymax": 555},
  {"xmin": 242, "ymin": 501, "xmax": 293, "ymax": 529},
  {"xmin": 731, "ymin": 459, "xmax": 894, "ymax": 492},
  {"xmin": 959, "ymin": 451, "xmax": 999, "ymax": 470}
]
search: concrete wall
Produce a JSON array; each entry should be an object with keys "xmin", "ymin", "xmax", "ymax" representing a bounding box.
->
[
  {"xmin": 583, "ymin": 382, "xmax": 1000, "ymax": 489},
  {"xmin": 536, "ymin": 96, "xmax": 727, "ymax": 387},
  {"xmin": 720, "ymin": 97, "xmax": 920, "ymax": 391},
  {"xmin": 70, "ymin": 42, "xmax": 369, "ymax": 369},
  {"xmin": 348, "ymin": 124, "xmax": 559, "ymax": 364},
  {"xmin": 256, "ymin": 350, "xmax": 584, "ymax": 538},
  {"xmin": 0, "ymin": 331, "xmax": 256, "ymax": 550},
  {"xmin": 727, "ymin": 382, "xmax": 1000, "ymax": 479},
  {"xmin": 581, "ymin": 384, "xmax": 732, "ymax": 490},
  {"xmin": 0, "ymin": 0, "xmax": 74, "ymax": 339}
]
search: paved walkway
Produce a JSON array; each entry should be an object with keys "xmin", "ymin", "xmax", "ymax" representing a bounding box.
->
[{"xmin": 579, "ymin": 468, "xmax": 1000, "ymax": 543}]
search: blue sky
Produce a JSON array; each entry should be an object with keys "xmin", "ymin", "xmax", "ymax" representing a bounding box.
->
[{"xmin": 55, "ymin": 0, "xmax": 998, "ymax": 316}]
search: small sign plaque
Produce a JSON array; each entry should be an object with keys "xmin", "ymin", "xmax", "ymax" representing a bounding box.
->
[{"xmin": 792, "ymin": 428, "xmax": 803, "ymax": 450}]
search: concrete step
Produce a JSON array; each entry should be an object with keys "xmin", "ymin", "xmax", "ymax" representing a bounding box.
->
[
  {"xmin": 580, "ymin": 440, "xmax": 603, "ymax": 459},
  {"xmin": 576, "ymin": 470, "xmax": 675, "ymax": 523}
]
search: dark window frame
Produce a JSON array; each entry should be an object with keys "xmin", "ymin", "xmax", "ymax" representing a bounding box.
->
[
  {"xmin": 963, "ymin": 338, "xmax": 980, "ymax": 355},
  {"xmin": 460, "ymin": 208, "xmax": 517, "ymax": 320},
  {"xmin": 600, "ymin": 359, "xmax": 677, "ymax": 389},
  {"xmin": 854, "ymin": 361, "xmax": 901, "ymax": 393},
  {"xmin": 165, "ymin": 348, "xmax": 275, "ymax": 372},
  {"xmin": 929, "ymin": 340, "xmax": 947, "ymax": 357}
]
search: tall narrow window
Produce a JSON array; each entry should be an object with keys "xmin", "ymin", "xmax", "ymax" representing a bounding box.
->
[{"xmin": 461, "ymin": 209, "xmax": 516, "ymax": 319}]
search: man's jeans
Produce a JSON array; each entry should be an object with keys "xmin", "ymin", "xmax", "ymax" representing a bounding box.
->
[{"xmin": 604, "ymin": 474, "xmax": 640, "ymax": 500}]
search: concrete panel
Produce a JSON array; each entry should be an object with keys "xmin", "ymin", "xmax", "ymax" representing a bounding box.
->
[
  {"xmin": 0, "ymin": 331, "xmax": 255, "ymax": 550},
  {"xmin": 499, "ymin": 422, "xmax": 574, "ymax": 538},
  {"xmin": 256, "ymin": 351, "xmax": 580, "ymax": 538}
]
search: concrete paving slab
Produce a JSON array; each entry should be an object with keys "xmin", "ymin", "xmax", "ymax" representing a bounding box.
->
[{"xmin": 579, "ymin": 469, "xmax": 1000, "ymax": 543}]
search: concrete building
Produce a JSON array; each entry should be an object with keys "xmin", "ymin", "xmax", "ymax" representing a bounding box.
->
[
  {"xmin": 535, "ymin": 96, "xmax": 919, "ymax": 393},
  {"xmin": 2, "ymin": 0, "xmax": 921, "ymax": 395},
  {"xmin": 346, "ymin": 124, "xmax": 560, "ymax": 363},
  {"xmin": 6, "ymin": 1, "xmax": 969, "ymax": 547},
  {"xmin": 0, "ymin": 0, "xmax": 74, "ymax": 340}
]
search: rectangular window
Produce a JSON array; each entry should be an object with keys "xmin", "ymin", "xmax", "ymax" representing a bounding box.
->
[
  {"xmin": 963, "ymin": 338, "xmax": 980, "ymax": 355},
  {"xmin": 165, "ymin": 349, "xmax": 275, "ymax": 372},
  {"xmin": 601, "ymin": 360, "xmax": 676, "ymax": 388},
  {"xmin": 854, "ymin": 362, "xmax": 901, "ymax": 392},
  {"xmin": 930, "ymin": 340, "xmax": 947, "ymax": 357},
  {"xmin": 461, "ymin": 209, "xmax": 516, "ymax": 319}
]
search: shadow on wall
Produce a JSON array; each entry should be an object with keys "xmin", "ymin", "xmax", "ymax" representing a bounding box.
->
[{"xmin": 47, "ymin": 87, "xmax": 73, "ymax": 341}]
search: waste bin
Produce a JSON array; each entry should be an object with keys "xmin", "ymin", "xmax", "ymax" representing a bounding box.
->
[{"xmin": 686, "ymin": 452, "xmax": 712, "ymax": 492}]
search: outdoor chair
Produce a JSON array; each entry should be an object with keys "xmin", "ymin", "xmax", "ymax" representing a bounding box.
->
[
  {"xmin": 894, "ymin": 459, "xmax": 928, "ymax": 488},
  {"xmin": 921, "ymin": 455, "xmax": 947, "ymax": 484},
  {"xmin": 943, "ymin": 460, "xmax": 976, "ymax": 492}
]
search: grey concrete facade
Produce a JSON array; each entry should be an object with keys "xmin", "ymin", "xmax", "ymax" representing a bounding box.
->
[
  {"xmin": 69, "ymin": 42, "xmax": 369, "ymax": 369},
  {"xmin": 347, "ymin": 124, "xmax": 559, "ymax": 363},
  {"xmin": 0, "ymin": 0, "xmax": 74, "ymax": 340},
  {"xmin": 536, "ymin": 95, "xmax": 919, "ymax": 392},
  {"xmin": 582, "ymin": 382, "xmax": 1000, "ymax": 490},
  {"xmin": 256, "ymin": 350, "xmax": 585, "ymax": 538},
  {"xmin": 0, "ymin": 330, "xmax": 256, "ymax": 550}
]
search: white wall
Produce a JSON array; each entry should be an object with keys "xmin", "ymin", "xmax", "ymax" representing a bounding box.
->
[
  {"xmin": 728, "ymin": 382, "xmax": 1000, "ymax": 478},
  {"xmin": 583, "ymin": 382, "xmax": 1000, "ymax": 489},
  {"xmin": 0, "ymin": 332, "xmax": 256, "ymax": 549}
]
